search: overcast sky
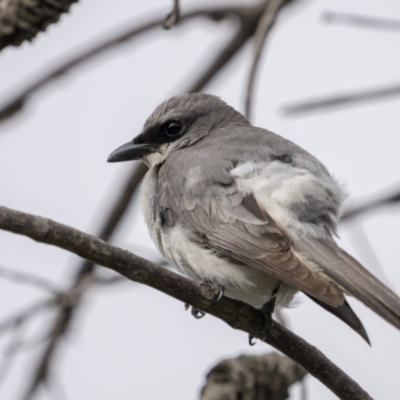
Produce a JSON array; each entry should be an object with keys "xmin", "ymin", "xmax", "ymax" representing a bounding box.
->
[{"xmin": 1, "ymin": 1, "xmax": 400, "ymax": 399}]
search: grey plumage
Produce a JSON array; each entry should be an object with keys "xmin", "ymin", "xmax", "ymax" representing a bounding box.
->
[{"xmin": 108, "ymin": 93, "xmax": 400, "ymax": 343}]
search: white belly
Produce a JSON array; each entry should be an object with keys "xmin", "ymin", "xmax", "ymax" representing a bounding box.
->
[
  {"xmin": 140, "ymin": 166, "xmax": 297, "ymax": 309},
  {"xmin": 158, "ymin": 225, "xmax": 296, "ymax": 309}
]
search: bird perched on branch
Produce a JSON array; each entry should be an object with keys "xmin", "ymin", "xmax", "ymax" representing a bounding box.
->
[{"xmin": 108, "ymin": 93, "xmax": 400, "ymax": 343}]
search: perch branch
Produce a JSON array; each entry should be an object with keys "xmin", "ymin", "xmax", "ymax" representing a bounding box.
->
[{"xmin": 0, "ymin": 205, "xmax": 373, "ymax": 400}]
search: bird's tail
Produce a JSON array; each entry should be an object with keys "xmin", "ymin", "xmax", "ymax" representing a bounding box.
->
[{"xmin": 296, "ymin": 236, "xmax": 400, "ymax": 339}]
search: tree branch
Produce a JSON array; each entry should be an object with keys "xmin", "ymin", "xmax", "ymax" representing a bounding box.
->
[
  {"xmin": 0, "ymin": 264, "xmax": 60, "ymax": 294},
  {"xmin": 0, "ymin": 3, "xmax": 261, "ymax": 124},
  {"xmin": 281, "ymin": 82, "xmax": 400, "ymax": 115},
  {"xmin": 323, "ymin": 11, "xmax": 400, "ymax": 32},
  {"xmin": 341, "ymin": 187, "xmax": 400, "ymax": 221},
  {"xmin": 0, "ymin": 205, "xmax": 373, "ymax": 400},
  {"xmin": 0, "ymin": 299, "xmax": 52, "ymax": 337},
  {"xmin": 17, "ymin": 162, "xmax": 146, "ymax": 399},
  {"xmin": 163, "ymin": 0, "xmax": 180, "ymax": 29},
  {"xmin": 244, "ymin": 0, "xmax": 293, "ymax": 120}
]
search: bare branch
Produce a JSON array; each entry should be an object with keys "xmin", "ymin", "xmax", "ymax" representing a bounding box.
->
[
  {"xmin": 200, "ymin": 352, "xmax": 306, "ymax": 400},
  {"xmin": 0, "ymin": 316, "xmax": 26, "ymax": 384},
  {"xmin": 0, "ymin": 0, "xmax": 78, "ymax": 51},
  {"xmin": 323, "ymin": 11, "xmax": 400, "ymax": 32},
  {"xmin": 281, "ymin": 82, "xmax": 400, "ymax": 115},
  {"xmin": 0, "ymin": 264, "xmax": 60, "ymax": 294},
  {"xmin": 0, "ymin": 299, "xmax": 52, "ymax": 337},
  {"xmin": 341, "ymin": 188, "xmax": 400, "ymax": 222},
  {"xmin": 163, "ymin": 0, "xmax": 180, "ymax": 29},
  {"xmin": 0, "ymin": 205, "xmax": 373, "ymax": 400},
  {"xmin": 18, "ymin": 163, "xmax": 149, "ymax": 399},
  {"xmin": 186, "ymin": 3, "xmax": 266, "ymax": 93},
  {"xmin": 0, "ymin": 4, "xmax": 258, "ymax": 124},
  {"xmin": 245, "ymin": 0, "xmax": 293, "ymax": 120}
]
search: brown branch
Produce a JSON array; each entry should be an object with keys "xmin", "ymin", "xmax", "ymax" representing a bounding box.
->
[
  {"xmin": 244, "ymin": 0, "xmax": 293, "ymax": 120},
  {"xmin": 281, "ymin": 82, "xmax": 400, "ymax": 115},
  {"xmin": 0, "ymin": 0, "xmax": 78, "ymax": 51},
  {"xmin": 341, "ymin": 187, "xmax": 400, "ymax": 222},
  {"xmin": 0, "ymin": 205, "xmax": 373, "ymax": 400},
  {"xmin": 0, "ymin": 264, "xmax": 60, "ymax": 294},
  {"xmin": 0, "ymin": 3, "xmax": 260, "ymax": 124},
  {"xmin": 0, "ymin": 299, "xmax": 53, "ymax": 337},
  {"xmin": 18, "ymin": 162, "xmax": 147, "ymax": 399},
  {"xmin": 200, "ymin": 352, "xmax": 306, "ymax": 400},
  {"xmin": 323, "ymin": 11, "xmax": 400, "ymax": 32},
  {"xmin": 0, "ymin": 315, "xmax": 26, "ymax": 384},
  {"xmin": 163, "ymin": 0, "xmax": 180, "ymax": 29}
]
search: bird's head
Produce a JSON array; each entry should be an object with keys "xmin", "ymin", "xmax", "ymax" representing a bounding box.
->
[{"xmin": 107, "ymin": 93, "xmax": 248, "ymax": 168}]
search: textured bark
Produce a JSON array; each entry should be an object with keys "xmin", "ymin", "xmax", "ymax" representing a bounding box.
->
[
  {"xmin": 0, "ymin": 0, "xmax": 78, "ymax": 50},
  {"xmin": 0, "ymin": 205, "xmax": 373, "ymax": 400},
  {"xmin": 200, "ymin": 352, "xmax": 306, "ymax": 400}
]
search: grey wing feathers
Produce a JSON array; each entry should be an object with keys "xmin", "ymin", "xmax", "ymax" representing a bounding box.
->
[
  {"xmin": 157, "ymin": 164, "xmax": 344, "ymax": 307},
  {"xmin": 295, "ymin": 237, "xmax": 400, "ymax": 330}
]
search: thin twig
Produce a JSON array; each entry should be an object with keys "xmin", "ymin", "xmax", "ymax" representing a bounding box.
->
[
  {"xmin": 0, "ymin": 317, "xmax": 26, "ymax": 385},
  {"xmin": 186, "ymin": 4, "xmax": 265, "ymax": 94},
  {"xmin": 0, "ymin": 299, "xmax": 53, "ymax": 337},
  {"xmin": 0, "ymin": 264, "xmax": 61, "ymax": 294},
  {"xmin": 323, "ymin": 11, "xmax": 400, "ymax": 32},
  {"xmin": 0, "ymin": 205, "xmax": 373, "ymax": 400},
  {"xmin": 0, "ymin": 4, "xmax": 258, "ymax": 124},
  {"xmin": 163, "ymin": 0, "xmax": 180, "ymax": 29},
  {"xmin": 282, "ymin": 82, "xmax": 400, "ymax": 115},
  {"xmin": 244, "ymin": 0, "xmax": 293, "ymax": 120},
  {"xmin": 341, "ymin": 188, "xmax": 400, "ymax": 221}
]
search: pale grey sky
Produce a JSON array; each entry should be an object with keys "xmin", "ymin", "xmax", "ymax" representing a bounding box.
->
[{"xmin": 1, "ymin": 1, "xmax": 400, "ymax": 399}]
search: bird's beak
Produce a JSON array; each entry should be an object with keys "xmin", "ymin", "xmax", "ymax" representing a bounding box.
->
[{"xmin": 107, "ymin": 141, "xmax": 154, "ymax": 163}]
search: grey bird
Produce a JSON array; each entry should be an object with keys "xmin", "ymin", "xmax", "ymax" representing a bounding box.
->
[{"xmin": 108, "ymin": 93, "xmax": 400, "ymax": 343}]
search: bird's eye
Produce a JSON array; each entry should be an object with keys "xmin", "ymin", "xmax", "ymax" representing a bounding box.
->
[{"xmin": 164, "ymin": 121, "xmax": 183, "ymax": 137}]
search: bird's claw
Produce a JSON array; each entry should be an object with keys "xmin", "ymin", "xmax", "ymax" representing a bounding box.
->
[
  {"xmin": 184, "ymin": 303, "xmax": 206, "ymax": 319},
  {"xmin": 211, "ymin": 284, "xmax": 225, "ymax": 305},
  {"xmin": 248, "ymin": 334, "xmax": 256, "ymax": 346},
  {"xmin": 191, "ymin": 307, "xmax": 206, "ymax": 319}
]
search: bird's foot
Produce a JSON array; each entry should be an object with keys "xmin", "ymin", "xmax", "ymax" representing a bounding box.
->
[
  {"xmin": 257, "ymin": 296, "xmax": 276, "ymax": 342},
  {"xmin": 201, "ymin": 280, "xmax": 225, "ymax": 305},
  {"xmin": 248, "ymin": 334, "xmax": 257, "ymax": 346},
  {"xmin": 261, "ymin": 320, "xmax": 273, "ymax": 342},
  {"xmin": 191, "ymin": 307, "xmax": 206, "ymax": 319},
  {"xmin": 184, "ymin": 303, "xmax": 206, "ymax": 319},
  {"xmin": 211, "ymin": 284, "xmax": 225, "ymax": 305}
]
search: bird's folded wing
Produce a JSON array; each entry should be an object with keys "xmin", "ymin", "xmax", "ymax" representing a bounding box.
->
[
  {"xmin": 159, "ymin": 175, "xmax": 344, "ymax": 307},
  {"xmin": 295, "ymin": 237, "xmax": 400, "ymax": 330}
]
